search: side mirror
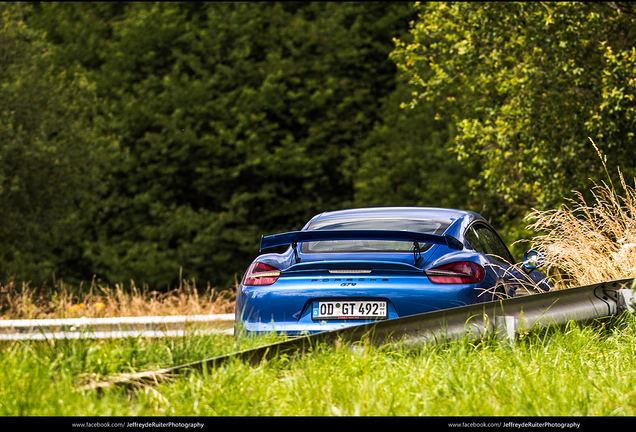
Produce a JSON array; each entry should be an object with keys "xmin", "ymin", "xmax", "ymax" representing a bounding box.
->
[{"xmin": 522, "ymin": 249, "xmax": 545, "ymax": 272}]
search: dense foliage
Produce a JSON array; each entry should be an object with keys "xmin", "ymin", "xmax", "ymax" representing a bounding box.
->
[
  {"xmin": 2, "ymin": 2, "xmax": 635, "ymax": 291},
  {"xmin": 3, "ymin": 2, "xmax": 428, "ymax": 289},
  {"xmin": 0, "ymin": 3, "xmax": 116, "ymax": 283},
  {"xmin": 392, "ymin": 1, "xmax": 636, "ymax": 221}
]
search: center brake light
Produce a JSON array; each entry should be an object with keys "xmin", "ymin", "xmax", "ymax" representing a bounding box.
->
[
  {"xmin": 424, "ymin": 261, "xmax": 485, "ymax": 284},
  {"xmin": 243, "ymin": 262, "xmax": 281, "ymax": 286}
]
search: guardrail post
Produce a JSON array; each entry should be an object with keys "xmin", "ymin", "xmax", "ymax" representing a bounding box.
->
[{"xmin": 495, "ymin": 315, "xmax": 516, "ymax": 345}]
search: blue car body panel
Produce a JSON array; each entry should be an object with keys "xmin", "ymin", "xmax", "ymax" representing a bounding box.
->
[{"xmin": 235, "ymin": 207, "xmax": 550, "ymax": 335}]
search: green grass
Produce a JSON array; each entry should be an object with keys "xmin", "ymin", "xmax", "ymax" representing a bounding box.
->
[{"xmin": 2, "ymin": 317, "xmax": 636, "ymax": 416}]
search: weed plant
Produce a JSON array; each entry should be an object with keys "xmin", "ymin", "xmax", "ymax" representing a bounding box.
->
[
  {"xmin": 0, "ymin": 276, "xmax": 235, "ymax": 320},
  {"xmin": 526, "ymin": 142, "xmax": 636, "ymax": 289}
]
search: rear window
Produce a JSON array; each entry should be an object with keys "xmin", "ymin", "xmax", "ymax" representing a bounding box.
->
[{"xmin": 301, "ymin": 217, "xmax": 451, "ymax": 253}]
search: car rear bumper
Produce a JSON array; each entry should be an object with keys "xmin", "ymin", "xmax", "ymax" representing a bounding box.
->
[{"xmin": 236, "ymin": 272, "xmax": 487, "ymax": 335}]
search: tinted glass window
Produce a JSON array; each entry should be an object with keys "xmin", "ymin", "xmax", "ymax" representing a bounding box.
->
[
  {"xmin": 301, "ymin": 217, "xmax": 451, "ymax": 253},
  {"xmin": 465, "ymin": 224, "xmax": 514, "ymax": 263}
]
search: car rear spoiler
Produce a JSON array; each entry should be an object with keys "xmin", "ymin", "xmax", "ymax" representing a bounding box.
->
[{"xmin": 259, "ymin": 230, "xmax": 464, "ymax": 252}]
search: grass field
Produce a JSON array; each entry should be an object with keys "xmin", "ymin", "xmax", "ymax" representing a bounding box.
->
[{"xmin": 1, "ymin": 315, "xmax": 636, "ymax": 416}]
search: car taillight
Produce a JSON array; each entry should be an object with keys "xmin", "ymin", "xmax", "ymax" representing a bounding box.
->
[
  {"xmin": 425, "ymin": 261, "xmax": 485, "ymax": 284},
  {"xmin": 243, "ymin": 262, "xmax": 281, "ymax": 286}
]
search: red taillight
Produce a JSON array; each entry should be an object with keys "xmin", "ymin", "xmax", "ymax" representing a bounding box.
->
[
  {"xmin": 425, "ymin": 261, "xmax": 485, "ymax": 284},
  {"xmin": 243, "ymin": 262, "xmax": 281, "ymax": 286}
]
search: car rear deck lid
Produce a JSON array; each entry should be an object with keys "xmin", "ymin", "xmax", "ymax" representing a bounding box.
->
[{"xmin": 282, "ymin": 260, "xmax": 423, "ymax": 273}]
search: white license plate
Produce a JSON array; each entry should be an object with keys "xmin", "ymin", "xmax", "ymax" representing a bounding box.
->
[{"xmin": 312, "ymin": 300, "xmax": 387, "ymax": 320}]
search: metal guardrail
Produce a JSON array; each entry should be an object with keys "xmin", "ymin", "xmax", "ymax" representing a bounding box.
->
[
  {"xmin": 0, "ymin": 314, "xmax": 235, "ymax": 340},
  {"xmin": 90, "ymin": 278, "xmax": 635, "ymax": 389}
]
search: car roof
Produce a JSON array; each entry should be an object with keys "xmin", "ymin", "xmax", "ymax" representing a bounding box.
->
[{"xmin": 307, "ymin": 207, "xmax": 481, "ymax": 223}]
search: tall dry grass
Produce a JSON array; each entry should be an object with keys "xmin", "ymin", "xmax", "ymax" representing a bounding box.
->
[
  {"xmin": 525, "ymin": 145, "xmax": 636, "ymax": 289},
  {"xmin": 0, "ymin": 276, "xmax": 236, "ymax": 320}
]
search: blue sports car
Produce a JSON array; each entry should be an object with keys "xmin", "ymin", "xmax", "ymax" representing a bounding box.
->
[{"xmin": 235, "ymin": 207, "xmax": 551, "ymax": 335}]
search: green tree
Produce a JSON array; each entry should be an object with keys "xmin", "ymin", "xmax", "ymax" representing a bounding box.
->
[
  {"xmin": 392, "ymin": 2, "xmax": 636, "ymax": 224},
  {"xmin": 354, "ymin": 80, "xmax": 477, "ymax": 212},
  {"xmin": 0, "ymin": 2, "xmax": 115, "ymax": 283},
  {"xmin": 30, "ymin": 2, "xmax": 417, "ymax": 289}
]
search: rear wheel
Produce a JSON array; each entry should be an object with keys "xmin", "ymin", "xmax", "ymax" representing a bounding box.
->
[
  {"xmin": 492, "ymin": 280, "xmax": 509, "ymax": 301},
  {"xmin": 513, "ymin": 283, "xmax": 544, "ymax": 297}
]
